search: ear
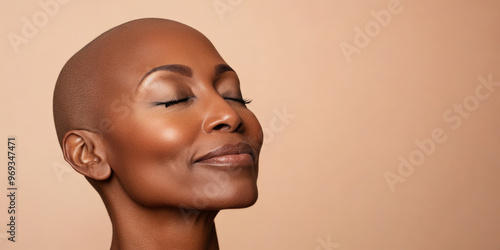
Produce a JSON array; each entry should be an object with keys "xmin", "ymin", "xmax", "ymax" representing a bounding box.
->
[{"xmin": 62, "ymin": 130, "xmax": 111, "ymax": 181}]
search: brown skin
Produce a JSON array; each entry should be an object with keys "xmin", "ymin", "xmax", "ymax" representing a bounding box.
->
[{"xmin": 53, "ymin": 18, "xmax": 263, "ymax": 250}]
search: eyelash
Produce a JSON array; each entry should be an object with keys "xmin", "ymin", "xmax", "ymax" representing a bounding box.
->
[
  {"xmin": 154, "ymin": 97, "xmax": 252, "ymax": 108},
  {"xmin": 224, "ymin": 97, "xmax": 252, "ymax": 105},
  {"xmin": 154, "ymin": 97, "xmax": 191, "ymax": 108}
]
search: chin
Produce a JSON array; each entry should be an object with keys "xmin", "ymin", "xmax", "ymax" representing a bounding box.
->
[
  {"xmin": 227, "ymin": 189, "xmax": 259, "ymax": 209},
  {"xmin": 202, "ymin": 184, "xmax": 259, "ymax": 210}
]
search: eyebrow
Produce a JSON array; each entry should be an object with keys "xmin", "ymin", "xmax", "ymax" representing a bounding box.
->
[
  {"xmin": 136, "ymin": 64, "xmax": 235, "ymax": 90},
  {"xmin": 214, "ymin": 64, "xmax": 235, "ymax": 77}
]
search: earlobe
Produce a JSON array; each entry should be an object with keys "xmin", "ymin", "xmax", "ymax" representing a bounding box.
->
[{"xmin": 62, "ymin": 130, "xmax": 111, "ymax": 181}]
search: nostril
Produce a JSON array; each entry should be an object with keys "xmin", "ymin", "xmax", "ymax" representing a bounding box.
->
[
  {"xmin": 213, "ymin": 124, "xmax": 230, "ymax": 130},
  {"xmin": 234, "ymin": 122, "xmax": 242, "ymax": 132},
  {"xmin": 212, "ymin": 121, "xmax": 242, "ymax": 132}
]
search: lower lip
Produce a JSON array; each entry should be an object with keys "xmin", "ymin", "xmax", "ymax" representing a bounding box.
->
[{"xmin": 194, "ymin": 153, "xmax": 253, "ymax": 168}]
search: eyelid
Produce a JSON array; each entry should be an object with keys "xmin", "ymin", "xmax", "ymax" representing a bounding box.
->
[
  {"xmin": 153, "ymin": 96, "xmax": 252, "ymax": 108},
  {"xmin": 223, "ymin": 97, "xmax": 252, "ymax": 105},
  {"xmin": 154, "ymin": 97, "xmax": 192, "ymax": 108}
]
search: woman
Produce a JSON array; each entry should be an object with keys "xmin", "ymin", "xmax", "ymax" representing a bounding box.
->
[{"xmin": 53, "ymin": 18, "xmax": 264, "ymax": 249}]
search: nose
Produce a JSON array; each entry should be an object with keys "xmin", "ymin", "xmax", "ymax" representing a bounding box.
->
[{"xmin": 202, "ymin": 97, "xmax": 244, "ymax": 134}]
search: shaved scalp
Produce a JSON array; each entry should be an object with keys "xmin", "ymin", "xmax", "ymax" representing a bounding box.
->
[{"xmin": 53, "ymin": 18, "xmax": 210, "ymax": 146}]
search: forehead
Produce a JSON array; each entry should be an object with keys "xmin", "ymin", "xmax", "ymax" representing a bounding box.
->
[
  {"xmin": 96, "ymin": 21, "xmax": 226, "ymax": 97},
  {"xmin": 110, "ymin": 22, "xmax": 223, "ymax": 74}
]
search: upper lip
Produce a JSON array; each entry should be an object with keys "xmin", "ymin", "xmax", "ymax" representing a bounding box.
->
[{"xmin": 194, "ymin": 142, "xmax": 254, "ymax": 162}]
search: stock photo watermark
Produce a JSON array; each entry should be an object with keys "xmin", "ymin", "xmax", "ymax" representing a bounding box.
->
[
  {"xmin": 339, "ymin": 0, "xmax": 410, "ymax": 63},
  {"xmin": 96, "ymin": 92, "xmax": 136, "ymax": 134},
  {"xmin": 7, "ymin": 0, "xmax": 70, "ymax": 53},
  {"xmin": 262, "ymin": 106, "xmax": 296, "ymax": 144},
  {"xmin": 178, "ymin": 169, "xmax": 245, "ymax": 224},
  {"xmin": 213, "ymin": 0, "xmax": 243, "ymax": 21},
  {"xmin": 315, "ymin": 234, "xmax": 341, "ymax": 250},
  {"xmin": 5, "ymin": 137, "xmax": 17, "ymax": 243},
  {"xmin": 385, "ymin": 74, "xmax": 500, "ymax": 192},
  {"xmin": 52, "ymin": 160, "xmax": 76, "ymax": 182}
]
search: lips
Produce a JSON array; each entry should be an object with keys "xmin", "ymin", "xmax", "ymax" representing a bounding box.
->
[{"xmin": 194, "ymin": 142, "xmax": 254, "ymax": 167}]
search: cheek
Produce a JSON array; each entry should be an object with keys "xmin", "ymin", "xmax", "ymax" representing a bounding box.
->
[
  {"xmin": 108, "ymin": 115, "xmax": 198, "ymax": 161},
  {"xmin": 103, "ymin": 114, "xmax": 201, "ymax": 205}
]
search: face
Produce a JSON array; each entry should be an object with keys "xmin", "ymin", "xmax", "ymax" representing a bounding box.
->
[{"xmin": 99, "ymin": 24, "xmax": 263, "ymax": 210}]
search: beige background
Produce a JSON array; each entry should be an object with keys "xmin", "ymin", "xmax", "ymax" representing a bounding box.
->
[{"xmin": 1, "ymin": 0, "xmax": 500, "ymax": 249}]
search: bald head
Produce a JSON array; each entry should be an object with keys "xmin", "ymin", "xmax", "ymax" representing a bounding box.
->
[{"xmin": 53, "ymin": 18, "xmax": 221, "ymax": 146}]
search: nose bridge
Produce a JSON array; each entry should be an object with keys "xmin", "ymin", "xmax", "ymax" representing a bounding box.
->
[{"xmin": 201, "ymin": 91, "xmax": 243, "ymax": 133}]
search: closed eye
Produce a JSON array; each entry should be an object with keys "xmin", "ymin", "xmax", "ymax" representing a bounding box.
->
[
  {"xmin": 154, "ymin": 96, "xmax": 251, "ymax": 108},
  {"xmin": 224, "ymin": 97, "xmax": 252, "ymax": 105},
  {"xmin": 154, "ymin": 97, "xmax": 191, "ymax": 108}
]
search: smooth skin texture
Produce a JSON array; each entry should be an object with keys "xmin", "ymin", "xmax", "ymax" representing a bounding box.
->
[{"xmin": 53, "ymin": 18, "xmax": 263, "ymax": 250}]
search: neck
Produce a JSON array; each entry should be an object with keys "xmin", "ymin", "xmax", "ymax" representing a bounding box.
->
[{"xmin": 97, "ymin": 179, "xmax": 219, "ymax": 250}]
